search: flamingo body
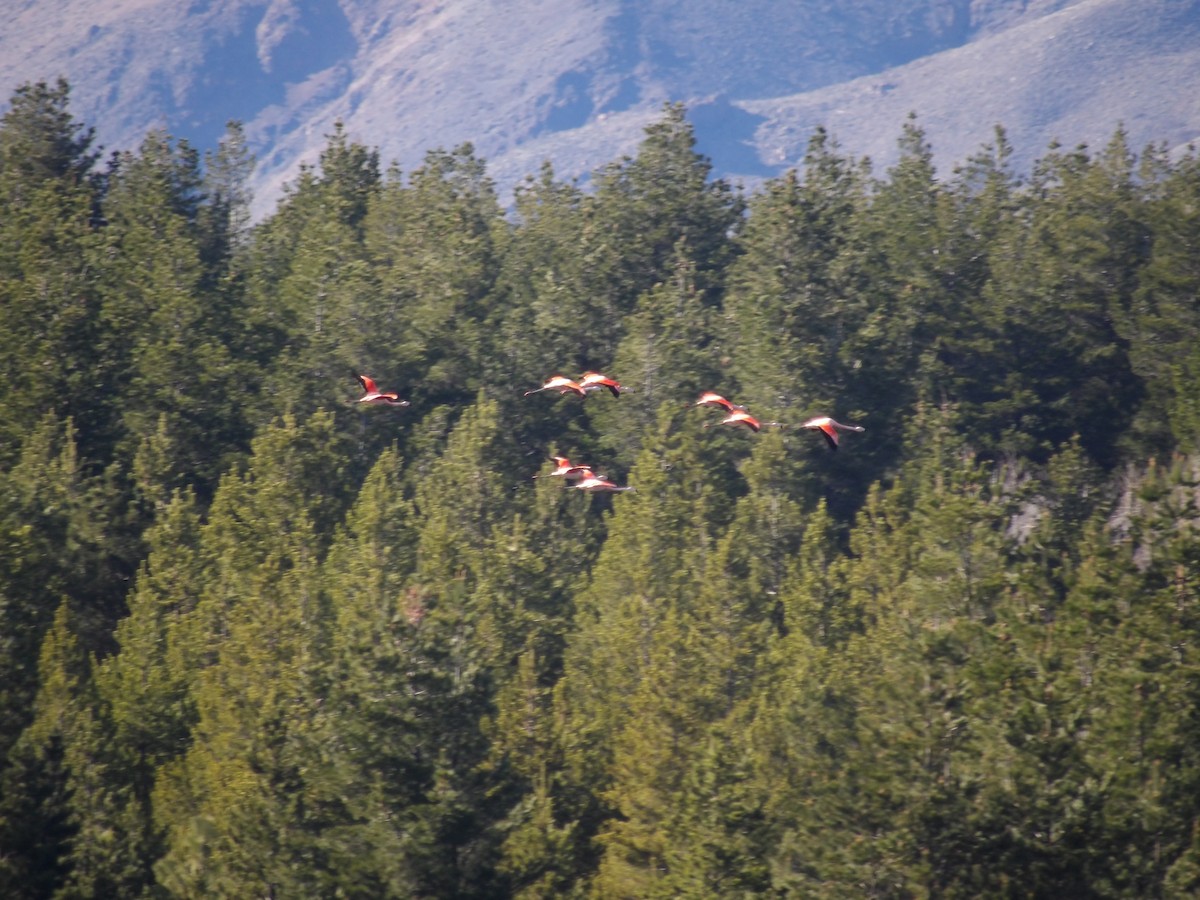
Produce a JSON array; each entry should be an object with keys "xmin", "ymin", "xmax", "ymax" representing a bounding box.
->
[
  {"xmin": 802, "ymin": 416, "xmax": 865, "ymax": 451},
  {"xmin": 524, "ymin": 376, "xmax": 586, "ymax": 398},
  {"xmin": 705, "ymin": 409, "xmax": 764, "ymax": 432},
  {"xmin": 572, "ymin": 473, "xmax": 635, "ymax": 493},
  {"xmin": 356, "ymin": 375, "xmax": 410, "ymax": 407},
  {"xmin": 578, "ymin": 372, "xmax": 626, "ymax": 398},
  {"xmin": 535, "ymin": 456, "xmax": 593, "ymax": 481},
  {"xmin": 694, "ymin": 391, "xmax": 741, "ymax": 413}
]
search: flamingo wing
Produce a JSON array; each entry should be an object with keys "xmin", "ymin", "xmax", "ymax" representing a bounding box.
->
[
  {"xmin": 696, "ymin": 391, "xmax": 734, "ymax": 411},
  {"xmin": 726, "ymin": 412, "xmax": 761, "ymax": 432}
]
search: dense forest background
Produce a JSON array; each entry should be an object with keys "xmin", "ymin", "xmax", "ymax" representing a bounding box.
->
[{"xmin": 1, "ymin": 78, "xmax": 1199, "ymax": 898}]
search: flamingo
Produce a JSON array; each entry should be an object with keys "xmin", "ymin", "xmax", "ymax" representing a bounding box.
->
[
  {"xmin": 356, "ymin": 374, "xmax": 410, "ymax": 407},
  {"xmin": 802, "ymin": 416, "xmax": 865, "ymax": 451},
  {"xmin": 572, "ymin": 472, "xmax": 635, "ymax": 493},
  {"xmin": 578, "ymin": 371, "xmax": 627, "ymax": 398},
  {"xmin": 694, "ymin": 391, "xmax": 745, "ymax": 413},
  {"xmin": 534, "ymin": 456, "xmax": 593, "ymax": 481},
  {"xmin": 524, "ymin": 375, "xmax": 587, "ymax": 398},
  {"xmin": 703, "ymin": 410, "xmax": 784, "ymax": 433}
]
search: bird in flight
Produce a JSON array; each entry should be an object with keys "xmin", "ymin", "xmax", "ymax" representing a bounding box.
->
[
  {"xmin": 524, "ymin": 376, "xmax": 587, "ymax": 398},
  {"xmin": 572, "ymin": 472, "xmax": 635, "ymax": 493},
  {"xmin": 694, "ymin": 391, "xmax": 744, "ymax": 413},
  {"xmin": 534, "ymin": 456, "xmax": 593, "ymax": 481},
  {"xmin": 703, "ymin": 410, "xmax": 784, "ymax": 433},
  {"xmin": 578, "ymin": 371, "xmax": 627, "ymax": 398},
  {"xmin": 802, "ymin": 416, "xmax": 865, "ymax": 451},
  {"xmin": 356, "ymin": 375, "xmax": 410, "ymax": 407}
]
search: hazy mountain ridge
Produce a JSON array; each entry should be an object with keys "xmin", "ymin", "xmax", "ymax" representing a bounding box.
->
[
  {"xmin": 2, "ymin": 0, "xmax": 1194, "ymax": 214},
  {"xmin": 742, "ymin": 0, "xmax": 1200, "ymax": 181}
]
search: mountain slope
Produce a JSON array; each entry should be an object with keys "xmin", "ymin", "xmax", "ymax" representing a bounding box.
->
[
  {"xmin": 2, "ymin": 0, "xmax": 1193, "ymax": 215},
  {"xmin": 741, "ymin": 0, "xmax": 1200, "ymax": 181}
]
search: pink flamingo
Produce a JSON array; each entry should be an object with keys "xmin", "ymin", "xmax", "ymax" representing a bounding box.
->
[
  {"xmin": 524, "ymin": 375, "xmax": 587, "ymax": 398},
  {"xmin": 534, "ymin": 456, "xmax": 593, "ymax": 481},
  {"xmin": 572, "ymin": 472, "xmax": 635, "ymax": 493},
  {"xmin": 356, "ymin": 375, "xmax": 410, "ymax": 407},
  {"xmin": 802, "ymin": 416, "xmax": 865, "ymax": 451},
  {"xmin": 578, "ymin": 371, "xmax": 627, "ymax": 398},
  {"xmin": 694, "ymin": 391, "xmax": 744, "ymax": 413},
  {"xmin": 703, "ymin": 409, "xmax": 785, "ymax": 433}
]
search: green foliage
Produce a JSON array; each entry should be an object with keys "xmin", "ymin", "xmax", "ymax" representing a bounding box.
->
[
  {"xmin": 3, "ymin": 83, "xmax": 1200, "ymax": 898},
  {"xmin": 364, "ymin": 145, "xmax": 502, "ymax": 402},
  {"xmin": 0, "ymin": 79, "xmax": 103, "ymax": 463},
  {"xmin": 725, "ymin": 127, "xmax": 871, "ymax": 416},
  {"xmin": 591, "ymin": 102, "xmax": 744, "ymax": 303}
]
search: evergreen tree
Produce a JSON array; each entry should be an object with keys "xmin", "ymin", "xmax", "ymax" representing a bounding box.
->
[
  {"xmin": 303, "ymin": 446, "xmax": 427, "ymax": 895},
  {"xmin": 1085, "ymin": 456, "xmax": 1200, "ymax": 894},
  {"xmin": 590, "ymin": 103, "xmax": 743, "ymax": 306},
  {"xmin": 496, "ymin": 164, "xmax": 615, "ymax": 386},
  {"xmin": 0, "ymin": 603, "xmax": 85, "ymax": 899},
  {"xmin": 555, "ymin": 407, "xmax": 735, "ymax": 894},
  {"xmin": 66, "ymin": 491, "xmax": 207, "ymax": 898},
  {"xmin": 242, "ymin": 126, "xmax": 380, "ymax": 435},
  {"xmin": 363, "ymin": 145, "xmax": 502, "ymax": 403},
  {"xmin": 984, "ymin": 130, "xmax": 1147, "ymax": 465},
  {"xmin": 484, "ymin": 461, "xmax": 606, "ymax": 898},
  {"xmin": 725, "ymin": 128, "xmax": 871, "ymax": 418},
  {"xmin": 93, "ymin": 129, "xmax": 249, "ymax": 498},
  {"xmin": 590, "ymin": 248, "xmax": 723, "ymax": 470},
  {"xmin": 0, "ymin": 79, "xmax": 103, "ymax": 463},
  {"xmin": 0, "ymin": 415, "xmax": 126, "ymax": 768},
  {"xmin": 1125, "ymin": 148, "xmax": 1200, "ymax": 452},
  {"xmin": 152, "ymin": 413, "xmax": 348, "ymax": 897},
  {"xmin": 659, "ymin": 720, "xmax": 773, "ymax": 898}
]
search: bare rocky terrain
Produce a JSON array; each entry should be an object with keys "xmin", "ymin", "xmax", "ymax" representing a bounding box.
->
[{"xmin": 2, "ymin": 0, "xmax": 1197, "ymax": 214}]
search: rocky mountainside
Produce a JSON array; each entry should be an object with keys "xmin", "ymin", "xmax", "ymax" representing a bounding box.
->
[{"xmin": 2, "ymin": 0, "xmax": 1197, "ymax": 214}]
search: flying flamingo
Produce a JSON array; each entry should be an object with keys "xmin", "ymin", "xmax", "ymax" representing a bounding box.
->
[
  {"xmin": 578, "ymin": 371, "xmax": 627, "ymax": 398},
  {"xmin": 802, "ymin": 416, "xmax": 865, "ymax": 451},
  {"xmin": 572, "ymin": 472, "xmax": 635, "ymax": 493},
  {"xmin": 534, "ymin": 456, "xmax": 593, "ymax": 481},
  {"xmin": 703, "ymin": 409, "xmax": 784, "ymax": 433},
  {"xmin": 524, "ymin": 375, "xmax": 587, "ymax": 398},
  {"xmin": 356, "ymin": 374, "xmax": 410, "ymax": 407},
  {"xmin": 694, "ymin": 391, "xmax": 745, "ymax": 413}
]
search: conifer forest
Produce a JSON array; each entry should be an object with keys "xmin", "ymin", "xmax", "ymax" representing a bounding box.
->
[{"xmin": 4, "ymin": 78, "xmax": 1200, "ymax": 899}]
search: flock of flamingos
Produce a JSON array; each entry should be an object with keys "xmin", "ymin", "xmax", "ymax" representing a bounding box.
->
[{"xmin": 355, "ymin": 371, "xmax": 866, "ymax": 494}]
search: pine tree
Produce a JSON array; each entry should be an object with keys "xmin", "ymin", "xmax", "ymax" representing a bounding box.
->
[
  {"xmin": 590, "ymin": 248, "xmax": 723, "ymax": 470},
  {"xmin": 495, "ymin": 163, "xmax": 616, "ymax": 387},
  {"xmin": 93, "ymin": 129, "xmax": 249, "ymax": 498},
  {"xmin": 590, "ymin": 103, "xmax": 743, "ymax": 306},
  {"xmin": 0, "ymin": 79, "xmax": 103, "ymax": 463},
  {"xmin": 483, "ymin": 458, "xmax": 606, "ymax": 897},
  {"xmin": 724, "ymin": 127, "xmax": 870, "ymax": 418},
  {"xmin": 1082, "ymin": 455, "xmax": 1200, "ymax": 894},
  {"xmin": 0, "ymin": 415, "xmax": 126, "ymax": 768},
  {"xmin": 363, "ymin": 144, "xmax": 502, "ymax": 403},
  {"xmin": 300, "ymin": 445, "xmax": 427, "ymax": 895},
  {"xmin": 198, "ymin": 120, "xmax": 255, "ymax": 265},
  {"xmin": 983, "ymin": 130, "xmax": 1147, "ymax": 466},
  {"xmin": 643, "ymin": 435, "xmax": 804, "ymax": 896},
  {"xmin": 555, "ymin": 407, "xmax": 735, "ymax": 894},
  {"xmin": 152, "ymin": 412, "xmax": 348, "ymax": 897},
  {"xmin": 63, "ymin": 491, "xmax": 207, "ymax": 897},
  {"xmin": 1125, "ymin": 148, "xmax": 1200, "ymax": 452},
  {"xmin": 0, "ymin": 603, "xmax": 84, "ymax": 899},
  {"xmin": 658, "ymin": 720, "xmax": 773, "ymax": 898},
  {"xmin": 312, "ymin": 395, "xmax": 523, "ymax": 896}
]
